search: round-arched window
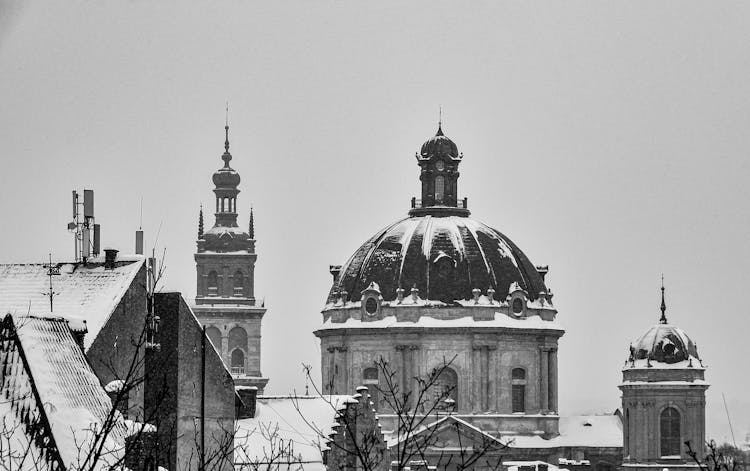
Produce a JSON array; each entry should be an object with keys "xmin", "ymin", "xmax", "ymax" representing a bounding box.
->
[
  {"xmin": 228, "ymin": 326, "xmax": 248, "ymax": 352},
  {"xmin": 434, "ymin": 175, "xmax": 445, "ymax": 203},
  {"xmin": 231, "ymin": 349, "xmax": 245, "ymax": 375},
  {"xmin": 205, "ymin": 326, "xmax": 222, "ymax": 351},
  {"xmin": 660, "ymin": 407, "xmax": 681, "ymax": 457}
]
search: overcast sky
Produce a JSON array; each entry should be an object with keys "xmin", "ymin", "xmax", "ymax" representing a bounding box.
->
[{"xmin": 1, "ymin": 1, "xmax": 749, "ymax": 444}]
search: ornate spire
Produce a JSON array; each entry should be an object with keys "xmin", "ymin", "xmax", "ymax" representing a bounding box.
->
[
  {"xmin": 437, "ymin": 105, "xmax": 443, "ymax": 136},
  {"xmin": 224, "ymin": 102, "xmax": 230, "ymax": 153},
  {"xmin": 198, "ymin": 204, "xmax": 204, "ymax": 238},
  {"xmin": 249, "ymin": 206, "xmax": 254, "ymax": 239},
  {"xmin": 659, "ymin": 274, "xmax": 667, "ymax": 324}
]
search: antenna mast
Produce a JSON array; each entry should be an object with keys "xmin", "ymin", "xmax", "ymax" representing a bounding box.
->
[
  {"xmin": 68, "ymin": 190, "xmax": 99, "ymax": 262},
  {"xmin": 43, "ymin": 253, "xmax": 60, "ymax": 312}
]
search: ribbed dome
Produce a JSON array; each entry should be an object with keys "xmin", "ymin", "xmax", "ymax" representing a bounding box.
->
[
  {"xmin": 328, "ymin": 215, "xmax": 548, "ymax": 305},
  {"xmin": 629, "ymin": 323, "xmax": 700, "ymax": 364},
  {"xmin": 420, "ymin": 126, "xmax": 458, "ymax": 158}
]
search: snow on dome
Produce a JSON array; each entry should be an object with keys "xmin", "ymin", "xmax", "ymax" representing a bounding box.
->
[
  {"xmin": 327, "ymin": 215, "xmax": 548, "ymax": 306},
  {"xmin": 628, "ymin": 323, "xmax": 700, "ymax": 365},
  {"xmin": 420, "ymin": 125, "xmax": 459, "ymax": 158}
]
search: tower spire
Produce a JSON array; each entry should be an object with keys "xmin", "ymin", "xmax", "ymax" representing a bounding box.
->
[
  {"xmin": 659, "ymin": 274, "xmax": 667, "ymax": 324},
  {"xmin": 437, "ymin": 105, "xmax": 443, "ymax": 136},
  {"xmin": 225, "ymin": 102, "xmax": 230, "ymax": 153},
  {"xmin": 249, "ymin": 206, "xmax": 254, "ymax": 239}
]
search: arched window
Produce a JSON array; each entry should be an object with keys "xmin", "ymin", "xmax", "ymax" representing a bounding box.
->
[
  {"xmin": 660, "ymin": 407, "xmax": 681, "ymax": 457},
  {"xmin": 228, "ymin": 327, "xmax": 248, "ymax": 353},
  {"xmin": 233, "ymin": 270, "xmax": 244, "ymax": 297},
  {"xmin": 434, "ymin": 175, "xmax": 445, "ymax": 203},
  {"xmin": 231, "ymin": 349, "xmax": 245, "ymax": 375},
  {"xmin": 363, "ymin": 367, "xmax": 380, "ymax": 411},
  {"xmin": 207, "ymin": 271, "xmax": 219, "ymax": 296},
  {"xmin": 205, "ymin": 326, "xmax": 222, "ymax": 352},
  {"xmin": 511, "ymin": 368, "xmax": 526, "ymax": 413},
  {"xmin": 431, "ymin": 367, "xmax": 458, "ymax": 411}
]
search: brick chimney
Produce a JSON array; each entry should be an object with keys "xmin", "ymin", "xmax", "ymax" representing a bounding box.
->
[{"xmin": 104, "ymin": 249, "xmax": 118, "ymax": 269}]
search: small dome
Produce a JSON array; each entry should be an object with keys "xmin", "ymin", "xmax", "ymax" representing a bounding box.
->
[
  {"xmin": 213, "ymin": 151, "xmax": 241, "ymax": 189},
  {"xmin": 328, "ymin": 214, "xmax": 548, "ymax": 305},
  {"xmin": 629, "ymin": 323, "xmax": 700, "ymax": 364},
  {"xmin": 420, "ymin": 126, "xmax": 459, "ymax": 158}
]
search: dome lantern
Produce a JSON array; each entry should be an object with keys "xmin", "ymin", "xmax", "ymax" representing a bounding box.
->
[{"xmin": 410, "ymin": 124, "xmax": 468, "ymax": 217}]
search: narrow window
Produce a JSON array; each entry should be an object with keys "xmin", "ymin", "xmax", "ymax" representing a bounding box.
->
[
  {"xmin": 207, "ymin": 271, "xmax": 219, "ymax": 296},
  {"xmin": 660, "ymin": 407, "xmax": 681, "ymax": 457},
  {"xmin": 434, "ymin": 175, "xmax": 445, "ymax": 203},
  {"xmin": 431, "ymin": 367, "xmax": 458, "ymax": 411},
  {"xmin": 363, "ymin": 367, "xmax": 380, "ymax": 411},
  {"xmin": 233, "ymin": 270, "xmax": 244, "ymax": 297},
  {"xmin": 512, "ymin": 367, "xmax": 526, "ymax": 413}
]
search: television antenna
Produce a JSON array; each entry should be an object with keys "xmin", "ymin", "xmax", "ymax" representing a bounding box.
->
[{"xmin": 42, "ymin": 253, "xmax": 61, "ymax": 312}]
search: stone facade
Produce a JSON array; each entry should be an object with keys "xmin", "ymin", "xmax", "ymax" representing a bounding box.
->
[{"xmin": 194, "ymin": 123, "xmax": 268, "ymax": 392}]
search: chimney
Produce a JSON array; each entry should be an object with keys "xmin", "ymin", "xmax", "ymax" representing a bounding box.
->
[
  {"xmin": 104, "ymin": 249, "xmax": 118, "ymax": 269},
  {"xmin": 235, "ymin": 386, "xmax": 258, "ymax": 419},
  {"xmin": 135, "ymin": 230, "xmax": 144, "ymax": 255},
  {"xmin": 329, "ymin": 265, "xmax": 342, "ymax": 283}
]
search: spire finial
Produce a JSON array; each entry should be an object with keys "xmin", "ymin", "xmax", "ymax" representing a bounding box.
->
[
  {"xmin": 224, "ymin": 102, "xmax": 230, "ymax": 153},
  {"xmin": 659, "ymin": 274, "xmax": 667, "ymax": 324},
  {"xmin": 437, "ymin": 105, "xmax": 443, "ymax": 135},
  {"xmin": 249, "ymin": 206, "xmax": 255, "ymax": 239},
  {"xmin": 198, "ymin": 204, "xmax": 204, "ymax": 238}
]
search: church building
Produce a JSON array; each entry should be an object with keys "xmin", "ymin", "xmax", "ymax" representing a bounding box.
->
[
  {"xmin": 314, "ymin": 124, "xmax": 710, "ymax": 470},
  {"xmin": 194, "ymin": 122, "xmax": 269, "ymax": 392}
]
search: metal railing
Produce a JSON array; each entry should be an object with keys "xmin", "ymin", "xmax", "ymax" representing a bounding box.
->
[{"xmin": 411, "ymin": 197, "xmax": 468, "ymax": 209}]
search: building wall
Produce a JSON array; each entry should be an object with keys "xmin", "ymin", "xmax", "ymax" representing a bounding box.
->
[
  {"xmin": 318, "ymin": 327, "xmax": 561, "ymax": 435},
  {"xmin": 87, "ymin": 263, "xmax": 148, "ymax": 420},
  {"xmin": 151, "ymin": 293, "xmax": 236, "ymax": 471}
]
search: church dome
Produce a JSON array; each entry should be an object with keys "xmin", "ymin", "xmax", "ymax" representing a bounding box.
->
[
  {"xmin": 328, "ymin": 214, "xmax": 548, "ymax": 305},
  {"xmin": 420, "ymin": 126, "xmax": 459, "ymax": 158},
  {"xmin": 629, "ymin": 323, "xmax": 700, "ymax": 365}
]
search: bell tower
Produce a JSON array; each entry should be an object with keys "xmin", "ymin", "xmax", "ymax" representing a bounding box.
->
[
  {"xmin": 620, "ymin": 284, "xmax": 707, "ymax": 471},
  {"xmin": 193, "ymin": 119, "xmax": 268, "ymax": 392}
]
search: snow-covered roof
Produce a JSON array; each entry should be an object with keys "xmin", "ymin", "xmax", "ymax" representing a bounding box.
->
[
  {"xmin": 0, "ymin": 256, "xmax": 144, "ymax": 349},
  {"xmin": 506, "ymin": 414, "xmax": 622, "ymax": 449},
  {"xmin": 0, "ymin": 314, "xmax": 127, "ymax": 469},
  {"xmin": 318, "ymin": 312, "xmax": 563, "ymax": 332},
  {"xmin": 234, "ymin": 395, "xmax": 354, "ymax": 470}
]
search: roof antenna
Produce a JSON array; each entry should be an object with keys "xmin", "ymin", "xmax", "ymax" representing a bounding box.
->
[
  {"xmin": 225, "ymin": 101, "xmax": 230, "ymax": 152},
  {"xmin": 659, "ymin": 274, "xmax": 667, "ymax": 324},
  {"xmin": 43, "ymin": 253, "xmax": 61, "ymax": 313}
]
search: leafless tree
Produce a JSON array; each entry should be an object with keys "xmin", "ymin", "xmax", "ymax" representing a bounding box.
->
[
  {"xmin": 285, "ymin": 355, "xmax": 506, "ymax": 470},
  {"xmin": 687, "ymin": 440, "xmax": 745, "ymax": 471}
]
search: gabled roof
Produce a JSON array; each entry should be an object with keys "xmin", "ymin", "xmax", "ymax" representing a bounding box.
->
[
  {"xmin": 387, "ymin": 414, "xmax": 506, "ymax": 451},
  {"xmin": 0, "ymin": 255, "xmax": 144, "ymax": 349},
  {"xmin": 0, "ymin": 314, "xmax": 127, "ymax": 470},
  {"xmin": 234, "ymin": 395, "xmax": 354, "ymax": 470}
]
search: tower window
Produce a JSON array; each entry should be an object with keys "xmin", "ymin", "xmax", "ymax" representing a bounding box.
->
[
  {"xmin": 205, "ymin": 326, "xmax": 222, "ymax": 352},
  {"xmin": 660, "ymin": 407, "xmax": 681, "ymax": 457},
  {"xmin": 233, "ymin": 270, "xmax": 244, "ymax": 297},
  {"xmin": 231, "ymin": 348, "xmax": 245, "ymax": 375},
  {"xmin": 363, "ymin": 367, "xmax": 380, "ymax": 411},
  {"xmin": 207, "ymin": 271, "xmax": 219, "ymax": 296},
  {"xmin": 511, "ymin": 367, "xmax": 526, "ymax": 413},
  {"xmin": 434, "ymin": 175, "xmax": 445, "ymax": 203}
]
